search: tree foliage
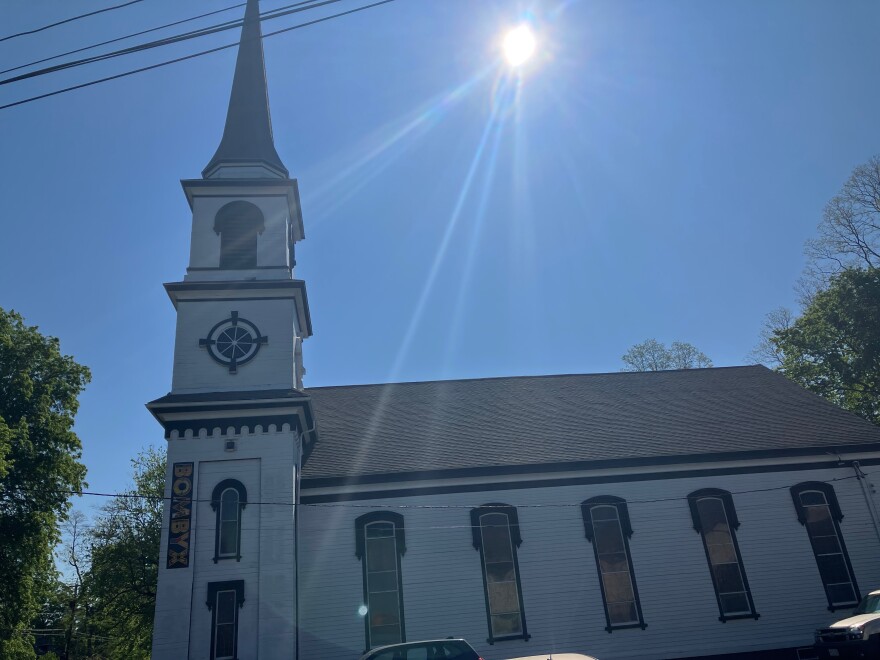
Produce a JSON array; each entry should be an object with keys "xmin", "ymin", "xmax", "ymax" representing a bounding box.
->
[
  {"xmin": 752, "ymin": 156, "xmax": 880, "ymax": 424},
  {"xmin": 804, "ymin": 155, "xmax": 880, "ymax": 292},
  {"xmin": 770, "ymin": 268, "xmax": 880, "ymax": 424},
  {"xmin": 621, "ymin": 339, "xmax": 713, "ymax": 372},
  {"xmin": 86, "ymin": 447, "xmax": 164, "ymax": 659},
  {"xmin": 0, "ymin": 308, "xmax": 89, "ymax": 659},
  {"xmin": 37, "ymin": 447, "xmax": 165, "ymax": 659}
]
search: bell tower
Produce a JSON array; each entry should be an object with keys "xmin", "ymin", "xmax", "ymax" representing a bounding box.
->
[{"xmin": 148, "ymin": 1, "xmax": 314, "ymax": 657}]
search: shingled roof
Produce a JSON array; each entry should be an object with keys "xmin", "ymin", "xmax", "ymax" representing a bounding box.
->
[{"xmin": 302, "ymin": 365, "xmax": 880, "ymax": 481}]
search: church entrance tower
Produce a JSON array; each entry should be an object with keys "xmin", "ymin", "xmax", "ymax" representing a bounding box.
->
[{"xmin": 148, "ymin": 1, "xmax": 314, "ymax": 656}]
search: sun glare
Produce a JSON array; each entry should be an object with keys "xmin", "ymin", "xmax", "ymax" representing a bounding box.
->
[{"xmin": 503, "ymin": 25, "xmax": 536, "ymax": 67}]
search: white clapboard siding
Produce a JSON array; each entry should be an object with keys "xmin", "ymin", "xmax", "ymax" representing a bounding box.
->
[
  {"xmin": 297, "ymin": 465, "xmax": 880, "ymax": 660},
  {"xmin": 152, "ymin": 429, "xmax": 299, "ymax": 660}
]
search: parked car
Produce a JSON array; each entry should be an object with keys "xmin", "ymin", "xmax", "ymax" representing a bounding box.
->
[
  {"xmin": 814, "ymin": 589, "xmax": 880, "ymax": 658},
  {"xmin": 359, "ymin": 639, "xmax": 483, "ymax": 660},
  {"xmin": 503, "ymin": 654, "xmax": 598, "ymax": 660}
]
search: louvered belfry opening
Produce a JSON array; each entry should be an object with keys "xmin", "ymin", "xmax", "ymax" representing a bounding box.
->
[{"xmin": 215, "ymin": 201, "xmax": 264, "ymax": 269}]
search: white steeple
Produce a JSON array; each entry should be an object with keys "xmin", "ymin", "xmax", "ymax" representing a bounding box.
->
[{"xmin": 149, "ymin": 2, "xmax": 316, "ymax": 657}]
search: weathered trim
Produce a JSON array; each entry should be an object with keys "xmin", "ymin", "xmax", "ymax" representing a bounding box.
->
[
  {"xmin": 147, "ymin": 393, "xmax": 314, "ymax": 449},
  {"xmin": 162, "ymin": 414, "xmax": 302, "ymax": 439},
  {"xmin": 299, "ymin": 459, "xmax": 880, "ymax": 503},
  {"xmin": 301, "ymin": 444, "xmax": 880, "ymax": 488}
]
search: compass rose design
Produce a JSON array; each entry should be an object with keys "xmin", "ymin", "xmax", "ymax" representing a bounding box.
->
[{"xmin": 199, "ymin": 311, "xmax": 267, "ymax": 373}]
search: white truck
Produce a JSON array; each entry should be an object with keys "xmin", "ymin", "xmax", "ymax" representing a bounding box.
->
[{"xmin": 814, "ymin": 589, "xmax": 880, "ymax": 659}]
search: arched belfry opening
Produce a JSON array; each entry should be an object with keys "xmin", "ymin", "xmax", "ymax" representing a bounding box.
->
[{"xmin": 214, "ymin": 201, "xmax": 265, "ymax": 269}]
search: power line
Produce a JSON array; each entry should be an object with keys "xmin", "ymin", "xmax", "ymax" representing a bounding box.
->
[
  {"xmin": 7, "ymin": 469, "xmax": 875, "ymax": 509},
  {"xmin": 0, "ymin": 0, "xmax": 399, "ymax": 112},
  {"xmin": 0, "ymin": 2, "xmax": 247, "ymax": 77},
  {"xmin": 0, "ymin": 0, "xmax": 147, "ymax": 44},
  {"xmin": 0, "ymin": 0, "xmax": 342, "ymax": 87}
]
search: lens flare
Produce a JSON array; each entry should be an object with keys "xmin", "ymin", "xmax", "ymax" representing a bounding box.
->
[{"xmin": 503, "ymin": 25, "xmax": 536, "ymax": 67}]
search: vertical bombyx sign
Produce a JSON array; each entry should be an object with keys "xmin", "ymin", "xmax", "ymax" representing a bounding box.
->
[{"xmin": 167, "ymin": 462, "xmax": 194, "ymax": 569}]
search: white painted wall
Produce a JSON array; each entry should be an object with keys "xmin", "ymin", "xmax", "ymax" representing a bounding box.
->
[
  {"xmin": 152, "ymin": 428, "xmax": 299, "ymax": 660},
  {"xmin": 297, "ymin": 466, "xmax": 880, "ymax": 660},
  {"xmin": 171, "ymin": 298, "xmax": 297, "ymax": 393}
]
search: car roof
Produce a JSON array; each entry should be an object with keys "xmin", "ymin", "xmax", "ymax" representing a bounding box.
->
[
  {"xmin": 361, "ymin": 639, "xmax": 473, "ymax": 658},
  {"xmin": 504, "ymin": 655, "xmax": 598, "ymax": 660}
]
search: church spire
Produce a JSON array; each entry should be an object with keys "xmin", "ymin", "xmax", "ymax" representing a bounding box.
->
[{"xmin": 203, "ymin": 0, "xmax": 288, "ymax": 179}]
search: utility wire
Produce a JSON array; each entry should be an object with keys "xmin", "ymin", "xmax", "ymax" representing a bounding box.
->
[
  {"xmin": 0, "ymin": 0, "xmax": 399, "ymax": 112},
  {"xmin": 0, "ymin": 0, "xmax": 147, "ymax": 44},
  {"xmin": 0, "ymin": 0, "xmax": 340, "ymax": 87},
  {"xmin": 5, "ymin": 469, "xmax": 875, "ymax": 508},
  {"xmin": 0, "ymin": 2, "xmax": 247, "ymax": 77}
]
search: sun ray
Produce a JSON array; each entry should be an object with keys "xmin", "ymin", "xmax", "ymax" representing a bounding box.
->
[
  {"xmin": 385, "ymin": 75, "xmax": 514, "ymax": 382},
  {"xmin": 441, "ymin": 78, "xmax": 511, "ymax": 374},
  {"xmin": 342, "ymin": 75, "xmax": 516, "ymax": 481},
  {"xmin": 302, "ymin": 67, "xmax": 493, "ymax": 225}
]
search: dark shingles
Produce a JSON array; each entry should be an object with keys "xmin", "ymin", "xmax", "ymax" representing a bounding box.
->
[{"xmin": 301, "ymin": 366, "xmax": 880, "ymax": 479}]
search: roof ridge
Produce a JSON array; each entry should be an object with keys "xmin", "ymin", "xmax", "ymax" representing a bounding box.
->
[{"xmin": 303, "ymin": 364, "xmax": 769, "ymax": 392}]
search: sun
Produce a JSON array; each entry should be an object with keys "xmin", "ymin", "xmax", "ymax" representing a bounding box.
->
[{"xmin": 503, "ymin": 25, "xmax": 536, "ymax": 67}]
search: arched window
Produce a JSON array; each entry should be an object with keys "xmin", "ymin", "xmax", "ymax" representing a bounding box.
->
[
  {"xmin": 355, "ymin": 512, "xmax": 406, "ymax": 650},
  {"xmin": 581, "ymin": 496, "xmax": 646, "ymax": 631},
  {"xmin": 211, "ymin": 479, "xmax": 247, "ymax": 562},
  {"xmin": 214, "ymin": 201, "xmax": 264, "ymax": 269},
  {"xmin": 687, "ymin": 489, "xmax": 758, "ymax": 622},
  {"xmin": 470, "ymin": 504, "xmax": 529, "ymax": 643},
  {"xmin": 790, "ymin": 481, "xmax": 860, "ymax": 610}
]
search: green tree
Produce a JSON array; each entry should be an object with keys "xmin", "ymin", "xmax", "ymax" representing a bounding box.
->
[
  {"xmin": 621, "ymin": 339, "xmax": 713, "ymax": 372},
  {"xmin": 86, "ymin": 447, "xmax": 164, "ymax": 659},
  {"xmin": 0, "ymin": 308, "xmax": 89, "ymax": 659},
  {"xmin": 770, "ymin": 268, "xmax": 880, "ymax": 424}
]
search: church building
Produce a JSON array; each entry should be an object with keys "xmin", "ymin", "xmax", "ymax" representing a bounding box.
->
[{"xmin": 148, "ymin": 2, "xmax": 880, "ymax": 659}]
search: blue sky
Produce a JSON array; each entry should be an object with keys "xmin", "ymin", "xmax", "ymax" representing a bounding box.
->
[{"xmin": 1, "ymin": 0, "xmax": 879, "ymax": 503}]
